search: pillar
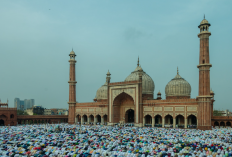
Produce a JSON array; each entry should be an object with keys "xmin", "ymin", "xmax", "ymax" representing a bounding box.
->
[
  {"xmin": 88, "ymin": 116, "xmax": 90, "ymax": 124},
  {"xmin": 184, "ymin": 118, "xmax": 187, "ymax": 128},
  {"xmin": 162, "ymin": 118, "xmax": 165, "ymax": 127},
  {"xmin": 81, "ymin": 116, "xmax": 83, "ymax": 124},
  {"xmin": 189, "ymin": 118, "xmax": 192, "ymax": 125},
  {"xmin": 101, "ymin": 117, "xmax": 104, "ymax": 125},
  {"xmin": 143, "ymin": 117, "xmax": 145, "ymax": 127},
  {"xmin": 94, "ymin": 116, "xmax": 97, "ymax": 125},
  {"xmin": 173, "ymin": 118, "xmax": 176, "ymax": 128},
  {"xmin": 75, "ymin": 116, "xmax": 77, "ymax": 123},
  {"xmin": 152, "ymin": 117, "xmax": 154, "ymax": 127}
]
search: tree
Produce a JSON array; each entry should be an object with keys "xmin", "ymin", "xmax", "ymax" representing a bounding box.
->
[
  {"xmin": 213, "ymin": 110, "xmax": 223, "ymax": 116},
  {"xmin": 17, "ymin": 110, "xmax": 29, "ymax": 115}
]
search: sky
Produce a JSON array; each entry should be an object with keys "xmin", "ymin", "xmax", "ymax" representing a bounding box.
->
[{"xmin": 0, "ymin": 0, "xmax": 232, "ymax": 110}]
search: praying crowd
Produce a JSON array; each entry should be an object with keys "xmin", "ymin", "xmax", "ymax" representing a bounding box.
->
[{"xmin": 0, "ymin": 124, "xmax": 232, "ymax": 157}]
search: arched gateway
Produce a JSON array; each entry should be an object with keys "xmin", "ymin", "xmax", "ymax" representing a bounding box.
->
[
  {"xmin": 0, "ymin": 119, "xmax": 4, "ymax": 126},
  {"xmin": 113, "ymin": 92, "xmax": 134, "ymax": 123}
]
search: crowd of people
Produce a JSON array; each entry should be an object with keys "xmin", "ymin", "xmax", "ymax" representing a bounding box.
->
[{"xmin": 0, "ymin": 124, "xmax": 232, "ymax": 157}]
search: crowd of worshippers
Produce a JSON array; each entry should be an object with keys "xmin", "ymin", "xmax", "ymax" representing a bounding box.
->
[{"xmin": 0, "ymin": 124, "xmax": 232, "ymax": 157}]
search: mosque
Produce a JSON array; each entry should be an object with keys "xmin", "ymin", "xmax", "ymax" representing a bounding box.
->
[{"xmin": 68, "ymin": 18, "xmax": 216, "ymax": 130}]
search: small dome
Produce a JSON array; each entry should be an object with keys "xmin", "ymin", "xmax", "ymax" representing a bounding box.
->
[
  {"xmin": 200, "ymin": 19, "xmax": 209, "ymax": 25},
  {"xmin": 125, "ymin": 65, "xmax": 155, "ymax": 95},
  {"xmin": 70, "ymin": 50, "xmax": 75, "ymax": 55},
  {"xmin": 165, "ymin": 70, "xmax": 191, "ymax": 97},
  {"xmin": 96, "ymin": 82, "xmax": 108, "ymax": 100},
  {"xmin": 107, "ymin": 70, "xmax": 111, "ymax": 76},
  {"xmin": 157, "ymin": 91, "xmax": 161, "ymax": 95}
]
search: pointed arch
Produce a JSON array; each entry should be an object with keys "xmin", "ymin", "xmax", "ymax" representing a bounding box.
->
[{"xmin": 113, "ymin": 92, "xmax": 134, "ymax": 123}]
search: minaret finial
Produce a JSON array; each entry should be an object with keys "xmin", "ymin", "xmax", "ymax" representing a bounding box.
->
[
  {"xmin": 137, "ymin": 56, "xmax": 139, "ymax": 67},
  {"xmin": 72, "ymin": 47, "xmax": 73, "ymax": 51},
  {"xmin": 204, "ymin": 14, "xmax": 205, "ymax": 19},
  {"xmin": 177, "ymin": 67, "xmax": 179, "ymax": 74}
]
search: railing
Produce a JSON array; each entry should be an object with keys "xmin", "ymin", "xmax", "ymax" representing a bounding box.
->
[
  {"xmin": 154, "ymin": 124, "xmax": 162, "ymax": 127},
  {"xmin": 145, "ymin": 124, "xmax": 152, "ymax": 127},
  {"xmin": 176, "ymin": 125, "xmax": 185, "ymax": 128},
  {"xmin": 164, "ymin": 124, "xmax": 173, "ymax": 128},
  {"xmin": 187, "ymin": 125, "xmax": 197, "ymax": 128},
  {"xmin": 0, "ymin": 107, "xmax": 17, "ymax": 110},
  {"xmin": 125, "ymin": 123, "xmax": 134, "ymax": 127}
]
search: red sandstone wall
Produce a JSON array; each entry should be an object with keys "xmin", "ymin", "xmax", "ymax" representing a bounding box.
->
[{"xmin": 0, "ymin": 108, "xmax": 17, "ymax": 126}]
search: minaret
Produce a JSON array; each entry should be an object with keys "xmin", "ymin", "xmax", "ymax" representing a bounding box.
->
[
  {"xmin": 68, "ymin": 49, "xmax": 77, "ymax": 124},
  {"xmin": 197, "ymin": 17, "xmax": 212, "ymax": 130}
]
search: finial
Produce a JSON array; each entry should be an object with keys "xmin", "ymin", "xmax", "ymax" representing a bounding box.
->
[
  {"xmin": 177, "ymin": 67, "xmax": 179, "ymax": 74},
  {"xmin": 137, "ymin": 56, "xmax": 140, "ymax": 67},
  {"xmin": 72, "ymin": 47, "xmax": 73, "ymax": 51},
  {"xmin": 107, "ymin": 70, "xmax": 111, "ymax": 76},
  {"xmin": 204, "ymin": 14, "xmax": 205, "ymax": 19}
]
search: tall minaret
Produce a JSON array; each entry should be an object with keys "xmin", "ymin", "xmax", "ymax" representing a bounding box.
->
[
  {"xmin": 197, "ymin": 17, "xmax": 212, "ymax": 130},
  {"xmin": 68, "ymin": 49, "xmax": 77, "ymax": 124}
]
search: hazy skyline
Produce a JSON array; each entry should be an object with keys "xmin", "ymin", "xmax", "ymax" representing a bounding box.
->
[{"xmin": 0, "ymin": 1, "xmax": 231, "ymax": 110}]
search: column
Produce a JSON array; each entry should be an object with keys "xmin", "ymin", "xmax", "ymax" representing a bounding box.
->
[
  {"xmin": 173, "ymin": 118, "xmax": 176, "ymax": 128},
  {"xmin": 162, "ymin": 118, "xmax": 165, "ymax": 127},
  {"xmin": 94, "ymin": 116, "xmax": 97, "ymax": 125},
  {"xmin": 143, "ymin": 117, "xmax": 145, "ymax": 127},
  {"xmin": 101, "ymin": 117, "xmax": 104, "ymax": 125},
  {"xmin": 88, "ymin": 116, "xmax": 90, "ymax": 124},
  {"xmin": 81, "ymin": 116, "xmax": 83, "ymax": 124},
  {"xmin": 152, "ymin": 117, "xmax": 154, "ymax": 127},
  {"xmin": 184, "ymin": 118, "xmax": 187, "ymax": 128}
]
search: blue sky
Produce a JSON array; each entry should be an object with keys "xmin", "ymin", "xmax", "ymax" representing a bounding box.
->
[{"xmin": 0, "ymin": 0, "xmax": 231, "ymax": 110}]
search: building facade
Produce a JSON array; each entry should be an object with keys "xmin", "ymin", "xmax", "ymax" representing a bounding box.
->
[
  {"xmin": 0, "ymin": 101, "xmax": 17, "ymax": 126},
  {"xmin": 68, "ymin": 18, "xmax": 217, "ymax": 129}
]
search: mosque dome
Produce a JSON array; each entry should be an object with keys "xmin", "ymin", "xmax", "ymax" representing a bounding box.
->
[
  {"xmin": 96, "ymin": 82, "xmax": 108, "ymax": 100},
  {"xmin": 165, "ymin": 69, "xmax": 191, "ymax": 97},
  {"xmin": 125, "ymin": 59, "xmax": 155, "ymax": 95}
]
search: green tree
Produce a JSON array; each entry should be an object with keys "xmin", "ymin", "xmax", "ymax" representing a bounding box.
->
[
  {"xmin": 17, "ymin": 110, "xmax": 29, "ymax": 115},
  {"xmin": 213, "ymin": 110, "xmax": 223, "ymax": 116}
]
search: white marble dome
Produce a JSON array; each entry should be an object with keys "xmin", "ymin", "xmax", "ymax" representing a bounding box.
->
[
  {"xmin": 125, "ymin": 65, "xmax": 155, "ymax": 95},
  {"xmin": 165, "ymin": 71, "xmax": 191, "ymax": 97},
  {"xmin": 96, "ymin": 82, "xmax": 108, "ymax": 100}
]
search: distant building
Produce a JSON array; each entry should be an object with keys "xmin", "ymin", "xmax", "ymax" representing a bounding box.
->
[
  {"xmin": 58, "ymin": 109, "xmax": 68, "ymax": 115},
  {"xmin": 45, "ymin": 108, "xmax": 67, "ymax": 115},
  {"xmin": 25, "ymin": 108, "xmax": 33, "ymax": 115},
  {"xmin": 44, "ymin": 109, "xmax": 52, "ymax": 115},
  {"xmin": 216, "ymin": 110, "xmax": 232, "ymax": 116},
  {"xmin": 33, "ymin": 106, "xmax": 44, "ymax": 115},
  {"xmin": 24, "ymin": 99, "xmax": 34, "ymax": 110},
  {"xmin": 20, "ymin": 101, "xmax": 24, "ymax": 110},
  {"xmin": 25, "ymin": 106, "xmax": 44, "ymax": 115},
  {"xmin": 14, "ymin": 98, "xmax": 34, "ymax": 110},
  {"xmin": 14, "ymin": 98, "xmax": 20, "ymax": 110}
]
